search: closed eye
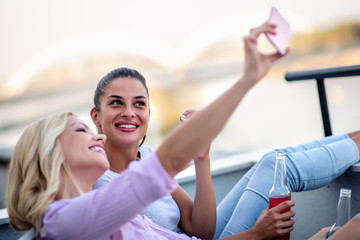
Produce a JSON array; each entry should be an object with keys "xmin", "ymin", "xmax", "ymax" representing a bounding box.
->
[{"xmin": 76, "ymin": 128, "xmax": 87, "ymax": 133}]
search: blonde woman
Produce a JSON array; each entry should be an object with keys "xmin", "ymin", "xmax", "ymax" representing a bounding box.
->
[
  {"xmin": 6, "ymin": 23, "xmax": 296, "ymax": 240},
  {"xmin": 6, "ymin": 113, "xmax": 71, "ymax": 233}
]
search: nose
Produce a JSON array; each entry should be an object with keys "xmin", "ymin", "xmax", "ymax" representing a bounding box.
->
[
  {"xmin": 121, "ymin": 105, "xmax": 136, "ymax": 118},
  {"xmin": 95, "ymin": 133, "xmax": 106, "ymax": 144}
]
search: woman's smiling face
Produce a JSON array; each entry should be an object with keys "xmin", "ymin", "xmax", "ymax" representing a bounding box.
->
[
  {"xmin": 92, "ymin": 77, "xmax": 150, "ymax": 148},
  {"xmin": 59, "ymin": 115, "xmax": 109, "ymax": 178}
]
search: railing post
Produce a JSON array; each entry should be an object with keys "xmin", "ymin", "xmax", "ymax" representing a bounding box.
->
[
  {"xmin": 316, "ymin": 78, "xmax": 332, "ymax": 136},
  {"xmin": 285, "ymin": 65, "xmax": 360, "ymax": 137}
]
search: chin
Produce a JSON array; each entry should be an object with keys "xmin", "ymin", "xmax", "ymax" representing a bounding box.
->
[{"xmin": 118, "ymin": 138, "xmax": 142, "ymax": 146}]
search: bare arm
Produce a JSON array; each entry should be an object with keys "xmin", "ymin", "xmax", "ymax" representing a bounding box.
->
[
  {"xmin": 307, "ymin": 227, "xmax": 330, "ymax": 240},
  {"xmin": 171, "ymin": 154, "xmax": 216, "ymax": 239},
  {"xmin": 325, "ymin": 213, "xmax": 360, "ymax": 240},
  {"xmin": 171, "ymin": 110, "xmax": 216, "ymax": 239},
  {"xmin": 307, "ymin": 213, "xmax": 360, "ymax": 240},
  {"xmin": 157, "ymin": 22, "xmax": 287, "ymax": 178}
]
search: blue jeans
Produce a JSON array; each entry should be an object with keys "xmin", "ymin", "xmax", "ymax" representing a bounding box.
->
[{"xmin": 214, "ymin": 134, "xmax": 359, "ymax": 239}]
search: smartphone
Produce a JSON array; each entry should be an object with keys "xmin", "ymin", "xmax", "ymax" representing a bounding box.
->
[{"xmin": 266, "ymin": 7, "xmax": 290, "ymax": 55}]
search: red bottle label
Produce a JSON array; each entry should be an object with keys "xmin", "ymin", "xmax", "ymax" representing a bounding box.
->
[
  {"xmin": 269, "ymin": 195, "xmax": 291, "ymax": 240},
  {"xmin": 269, "ymin": 195, "xmax": 291, "ymax": 211}
]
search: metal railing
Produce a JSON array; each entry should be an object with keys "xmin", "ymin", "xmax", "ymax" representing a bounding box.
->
[{"xmin": 285, "ymin": 64, "xmax": 360, "ymax": 137}]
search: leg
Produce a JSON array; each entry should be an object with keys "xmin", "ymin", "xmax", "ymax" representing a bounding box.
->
[
  {"xmin": 347, "ymin": 130, "xmax": 360, "ymax": 139},
  {"xmin": 216, "ymin": 157, "xmax": 273, "ymax": 238},
  {"xmin": 214, "ymin": 163, "xmax": 257, "ymax": 239},
  {"xmin": 276, "ymin": 133, "xmax": 352, "ymax": 153},
  {"xmin": 349, "ymin": 132, "xmax": 360, "ymax": 153},
  {"xmin": 286, "ymin": 137, "xmax": 359, "ymax": 191},
  {"xmin": 215, "ymin": 134, "xmax": 351, "ymax": 238},
  {"xmin": 214, "ymin": 134, "xmax": 351, "ymax": 238},
  {"xmin": 217, "ymin": 134, "xmax": 359, "ymax": 238}
]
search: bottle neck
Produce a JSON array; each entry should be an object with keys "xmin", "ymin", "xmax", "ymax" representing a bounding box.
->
[
  {"xmin": 269, "ymin": 152, "xmax": 290, "ymax": 197},
  {"xmin": 335, "ymin": 189, "xmax": 351, "ymax": 225},
  {"xmin": 327, "ymin": 188, "xmax": 352, "ymax": 237}
]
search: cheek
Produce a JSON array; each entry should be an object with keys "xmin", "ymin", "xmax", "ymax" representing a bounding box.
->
[
  {"xmin": 60, "ymin": 136, "xmax": 74, "ymax": 160},
  {"xmin": 100, "ymin": 110, "xmax": 115, "ymax": 128},
  {"xmin": 62, "ymin": 144, "xmax": 80, "ymax": 168},
  {"xmin": 140, "ymin": 111, "xmax": 150, "ymax": 126}
]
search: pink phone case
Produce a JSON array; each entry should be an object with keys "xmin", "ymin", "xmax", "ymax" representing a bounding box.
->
[{"xmin": 266, "ymin": 7, "xmax": 290, "ymax": 55}]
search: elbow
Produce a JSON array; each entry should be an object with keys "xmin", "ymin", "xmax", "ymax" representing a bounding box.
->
[
  {"xmin": 183, "ymin": 222, "xmax": 216, "ymax": 240},
  {"xmin": 197, "ymin": 219, "xmax": 216, "ymax": 240},
  {"xmin": 157, "ymin": 147, "xmax": 191, "ymax": 177},
  {"xmin": 204, "ymin": 228, "xmax": 216, "ymax": 240},
  {"xmin": 195, "ymin": 229, "xmax": 215, "ymax": 240}
]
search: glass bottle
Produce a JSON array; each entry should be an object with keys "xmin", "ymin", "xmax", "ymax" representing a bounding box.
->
[
  {"xmin": 327, "ymin": 188, "xmax": 351, "ymax": 238},
  {"xmin": 269, "ymin": 152, "xmax": 291, "ymax": 240}
]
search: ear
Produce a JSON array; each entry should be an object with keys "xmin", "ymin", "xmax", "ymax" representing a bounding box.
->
[{"xmin": 90, "ymin": 108, "xmax": 101, "ymax": 130}]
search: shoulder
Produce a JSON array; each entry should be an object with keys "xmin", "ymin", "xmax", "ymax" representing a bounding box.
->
[
  {"xmin": 138, "ymin": 144, "xmax": 153, "ymax": 158},
  {"xmin": 42, "ymin": 199, "xmax": 72, "ymax": 227},
  {"xmin": 44, "ymin": 199, "xmax": 71, "ymax": 215},
  {"xmin": 41, "ymin": 199, "xmax": 71, "ymax": 238},
  {"xmin": 93, "ymin": 169, "xmax": 119, "ymax": 189}
]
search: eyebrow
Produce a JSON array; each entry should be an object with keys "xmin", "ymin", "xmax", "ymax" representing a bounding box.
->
[
  {"xmin": 107, "ymin": 95, "xmax": 147, "ymax": 100},
  {"xmin": 71, "ymin": 122, "xmax": 89, "ymax": 129}
]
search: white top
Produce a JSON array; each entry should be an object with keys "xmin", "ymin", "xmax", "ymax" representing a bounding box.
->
[{"xmin": 93, "ymin": 145, "xmax": 182, "ymax": 232}]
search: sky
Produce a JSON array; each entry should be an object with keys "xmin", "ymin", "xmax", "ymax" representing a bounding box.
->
[
  {"xmin": 1, "ymin": 0, "xmax": 360, "ymax": 86},
  {"xmin": 1, "ymin": 0, "xmax": 360, "ymax": 150}
]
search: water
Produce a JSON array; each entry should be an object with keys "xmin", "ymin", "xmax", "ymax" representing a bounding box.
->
[
  {"xmin": 0, "ymin": 74, "xmax": 360, "ymax": 153},
  {"xmin": 206, "ymin": 75, "xmax": 360, "ymax": 152}
]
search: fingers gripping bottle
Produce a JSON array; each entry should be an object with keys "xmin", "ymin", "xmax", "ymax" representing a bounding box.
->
[
  {"xmin": 327, "ymin": 188, "xmax": 351, "ymax": 238},
  {"xmin": 269, "ymin": 152, "xmax": 291, "ymax": 240}
]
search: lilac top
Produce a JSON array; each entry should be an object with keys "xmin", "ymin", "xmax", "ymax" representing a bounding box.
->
[
  {"xmin": 40, "ymin": 151, "xmax": 201, "ymax": 240},
  {"xmin": 93, "ymin": 145, "xmax": 182, "ymax": 232}
]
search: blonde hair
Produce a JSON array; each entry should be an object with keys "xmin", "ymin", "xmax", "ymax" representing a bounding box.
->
[{"xmin": 6, "ymin": 112, "xmax": 74, "ymax": 237}]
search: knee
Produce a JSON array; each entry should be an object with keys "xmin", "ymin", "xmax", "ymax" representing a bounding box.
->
[
  {"xmin": 260, "ymin": 151, "xmax": 277, "ymax": 161},
  {"xmin": 258, "ymin": 151, "xmax": 278, "ymax": 168},
  {"xmin": 258, "ymin": 151, "xmax": 297, "ymax": 188},
  {"xmin": 260, "ymin": 150, "xmax": 297, "ymax": 168}
]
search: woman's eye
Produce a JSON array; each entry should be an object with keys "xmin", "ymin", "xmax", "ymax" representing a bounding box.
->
[
  {"xmin": 135, "ymin": 101, "xmax": 146, "ymax": 107},
  {"xmin": 109, "ymin": 100, "xmax": 123, "ymax": 106},
  {"xmin": 76, "ymin": 128, "xmax": 87, "ymax": 133}
]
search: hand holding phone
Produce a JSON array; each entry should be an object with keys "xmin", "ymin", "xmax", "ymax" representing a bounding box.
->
[{"xmin": 266, "ymin": 7, "xmax": 290, "ymax": 55}]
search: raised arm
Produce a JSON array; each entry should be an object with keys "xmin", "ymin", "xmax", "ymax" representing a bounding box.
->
[
  {"xmin": 171, "ymin": 156, "xmax": 216, "ymax": 239},
  {"xmin": 171, "ymin": 110, "xmax": 216, "ymax": 239},
  {"xmin": 157, "ymin": 22, "xmax": 287, "ymax": 178}
]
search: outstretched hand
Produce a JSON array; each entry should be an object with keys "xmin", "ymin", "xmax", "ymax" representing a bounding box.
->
[
  {"xmin": 251, "ymin": 200, "xmax": 295, "ymax": 240},
  {"xmin": 242, "ymin": 22, "xmax": 290, "ymax": 88}
]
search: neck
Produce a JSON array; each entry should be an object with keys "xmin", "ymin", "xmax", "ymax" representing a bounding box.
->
[
  {"xmin": 57, "ymin": 170, "xmax": 94, "ymax": 200},
  {"xmin": 105, "ymin": 141, "xmax": 140, "ymax": 173}
]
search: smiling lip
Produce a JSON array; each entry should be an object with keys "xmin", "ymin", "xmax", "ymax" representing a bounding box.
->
[
  {"xmin": 89, "ymin": 145, "xmax": 106, "ymax": 155},
  {"xmin": 115, "ymin": 121, "xmax": 139, "ymax": 132}
]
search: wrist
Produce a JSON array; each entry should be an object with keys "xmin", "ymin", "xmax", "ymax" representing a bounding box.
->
[
  {"xmin": 247, "ymin": 227, "xmax": 265, "ymax": 240},
  {"xmin": 237, "ymin": 75, "xmax": 257, "ymax": 92}
]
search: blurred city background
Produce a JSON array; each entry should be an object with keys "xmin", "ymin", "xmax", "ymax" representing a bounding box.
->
[{"xmin": 1, "ymin": 0, "xmax": 360, "ymax": 157}]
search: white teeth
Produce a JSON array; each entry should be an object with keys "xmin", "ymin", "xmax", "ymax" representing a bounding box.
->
[
  {"xmin": 118, "ymin": 124, "xmax": 136, "ymax": 129},
  {"xmin": 90, "ymin": 147, "xmax": 105, "ymax": 154}
]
